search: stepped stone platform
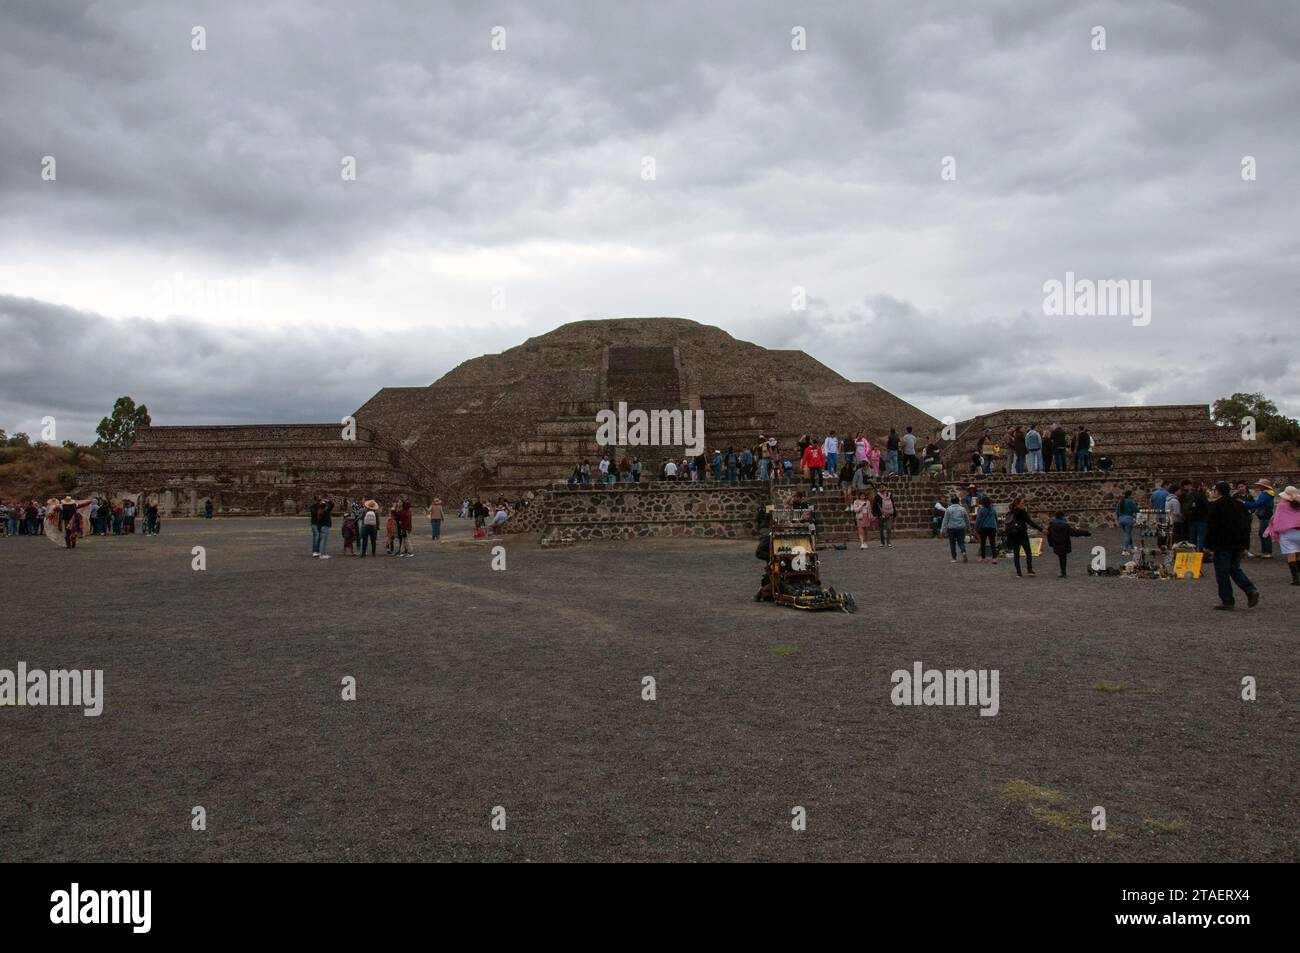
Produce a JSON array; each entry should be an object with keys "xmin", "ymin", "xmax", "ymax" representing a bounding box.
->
[
  {"xmin": 951, "ymin": 405, "xmax": 1270, "ymax": 475},
  {"xmin": 84, "ymin": 319, "xmax": 1286, "ymax": 520},
  {"xmin": 87, "ymin": 318, "xmax": 939, "ymax": 514},
  {"xmin": 84, "ymin": 423, "xmax": 427, "ymax": 516},
  {"xmin": 499, "ymin": 468, "xmax": 1300, "ymax": 548}
]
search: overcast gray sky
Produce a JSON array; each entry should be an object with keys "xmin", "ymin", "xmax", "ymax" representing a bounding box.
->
[{"xmin": 2, "ymin": 0, "xmax": 1297, "ymax": 442}]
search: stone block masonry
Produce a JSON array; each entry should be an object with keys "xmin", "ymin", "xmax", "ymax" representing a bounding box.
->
[
  {"xmin": 533, "ymin": 483, "xmax": 767, "ymax": 545},
  {"xmin": 501, "ymin": 468, "xmax": 1300, "ymax": 547}
]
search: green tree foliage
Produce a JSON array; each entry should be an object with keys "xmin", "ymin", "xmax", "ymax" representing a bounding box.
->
[
  {"xmin": 1213, "ymin": 392, "xmax": 1300, "ymax": 448},
  {"xmin": 94, "ymin": 396, "xmax": 152, "ymax": 449}
]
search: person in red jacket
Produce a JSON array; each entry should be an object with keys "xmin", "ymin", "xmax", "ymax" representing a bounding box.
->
[
  {"xmin": 397, "ymin": 499, "xmax": 415, "ymax": 556},
  {"xmin": 801, "ymin": 439, "xmax": 826, "ymax": 492}
]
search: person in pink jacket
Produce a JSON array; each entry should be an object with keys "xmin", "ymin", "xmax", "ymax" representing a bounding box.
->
[{"xmin": 1263, "ymin": 485, "xmax": 1300, "ymax": 586}]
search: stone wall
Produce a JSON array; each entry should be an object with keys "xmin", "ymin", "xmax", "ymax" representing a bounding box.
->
[
  {"xmin": 506, "ymin": 468, "xmax": 1300, "ymax": 546},
  {"xmin": 81, "ymin": 423, "xmax": 424, "ymax": 516},
  {"xmin": 535, "ymin": 483, "xmax": 767, "ymax": 544}
]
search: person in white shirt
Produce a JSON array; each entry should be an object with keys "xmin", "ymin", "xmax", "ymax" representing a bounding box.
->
[
  {"xmin": 901, "ymin": 427, "xmax": 919, "ymax": 475},
  {"xmin": 663, "ymin": 459, "xmax": 678, "ymax": 479},
  {"xmin": 822, "ymin": 433, "xmax": 840, "ymax": 476}
]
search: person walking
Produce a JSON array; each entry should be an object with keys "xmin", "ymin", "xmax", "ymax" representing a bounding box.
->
[
  {"xmin": 1005, "ymin": 496, "xmax": 1042, "ymax": 577},
  {"xmin": 822, "ymin": 432, "xmax": 839, "ymax": 478},
  {"xmin": 801, "ymin": 439, "xmax": 826, "ymax": 492},
  {"xmin": 397, "ymin": 499, "xmax": 414, "ymax": 556},
  {"xmin": 1244, "ymin": 479, "xmax": 1277, "ymax": 559},
  {"xmin": 1262, "ymin": 485, "xmax": 1300, "ymax": 586},
  {"xmin": 428, "ymin": 497, "xmax": 444, "ymax": 541},
  {"xmin": 939, "ymin": 496, "xmax": 970, "ymax": 562},
  {"xmin": 873, "ymin": 488, "xmax": 896, "ymax": 547},
  {"xmin": 976, "ymin": 497, "xmax": 999, "ymax": 563},
  {"xmin": 1205, "ymin": 481, "xmax": 1259, "ymax": 610},
  {"xmin": 886, "ymin": 428, "xmax": 901, "ymax": 476},
  {"xmin": 1116, "ymin": 489, "xmax": 1139, "ymax": 554},
  {"xmin": 1046, "ymin": 511, "xmax": 1091, "ymax": 577},
  {"xmin": 852, "ymin": 488, "xmax": 878, "ymax": 550}
]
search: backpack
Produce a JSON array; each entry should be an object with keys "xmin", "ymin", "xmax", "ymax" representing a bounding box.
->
[{"xmin": 881, "ymin": 497, "xmax": 895, "ymax": 517}]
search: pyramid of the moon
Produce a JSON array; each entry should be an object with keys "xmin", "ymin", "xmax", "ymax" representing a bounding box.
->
[
  {"xmin": 353, "ymin": 317, "xmax": 942, "ymax": 490},
  {"xmin": 87, "ymin": 317, "xmax": 943, "ymax": 512}
]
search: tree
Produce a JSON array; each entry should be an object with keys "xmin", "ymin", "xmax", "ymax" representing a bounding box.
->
[
  {"xmin": 6, "ymin": 432, "xmax": 31, "ymax": 448},
  {"xmin": 95, "ymin": 396, "xmax": 152, "ymax": 449},
  {"xmin": 1211, "ymin": 392, "xmax": 1278, "ymax": 429},
  {"xmin": 1212, "ymin": 391, "xmax": 1300, "ymax": 452}
]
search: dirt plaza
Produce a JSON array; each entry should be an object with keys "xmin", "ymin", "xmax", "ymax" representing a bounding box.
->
[{"xmin": 2, "ymin": 517, "xmax": 1295, "ymax": 862}]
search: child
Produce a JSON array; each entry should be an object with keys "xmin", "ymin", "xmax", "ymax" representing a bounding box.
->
[
  {"xmin": 1046, "ymin": 511, "xmax": 1091, "ymax": 577},
  {"xmin": 852, "ymin": 489, "xmax": 877, "ymax": 550},
  {"xmin": 386, "ymin": 508, "xmax": 398, "ymax": 555}
]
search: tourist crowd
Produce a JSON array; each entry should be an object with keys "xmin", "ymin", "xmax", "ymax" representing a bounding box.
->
[
  {"xmin": 2, "ymin": 495, "xmax": 163, "ymax": 546},
  {"xmin": 565, "ymin": 421, "xmax": 1116, "ymax": 489},
  {"xmin": 307, "ymin": 493, "xmax": 521, "ymax": 557}
]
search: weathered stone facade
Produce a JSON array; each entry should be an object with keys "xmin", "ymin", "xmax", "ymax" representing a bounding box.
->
[
  {"xmin": 83, "ymin": 320, "xmax": 1286, "ymax": 520},
  {"xmin": 496, "ymin": 468, "xmax": 1300, "ymax": 547},
  {"xmin": 82, "ymin": 424, "xmax": 427, "ymax": 516},
  {"xmin": 533, "ymin": 483, "xmax": 767, "ymax": 545}
]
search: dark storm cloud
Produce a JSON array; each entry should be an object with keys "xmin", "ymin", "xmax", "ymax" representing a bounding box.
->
[
  {"xmin": 0, "ymin": 294, "xmax": 486, "ymax": 441},
  {"xmin": 1, "ymin": 0, "xmax": 1298, "ymax": 428}
]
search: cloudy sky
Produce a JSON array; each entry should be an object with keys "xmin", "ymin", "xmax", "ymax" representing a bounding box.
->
[{"xmin": 2, "ymin": 0, "xmax": 1297, "ymax": 442}]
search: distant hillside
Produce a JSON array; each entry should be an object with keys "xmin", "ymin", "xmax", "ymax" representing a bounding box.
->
[{"xmin": 0, "ymin": 444, "xmax": 104, "ymax": 502}]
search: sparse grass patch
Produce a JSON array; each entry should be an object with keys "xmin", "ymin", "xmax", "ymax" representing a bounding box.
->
[
  {"xmin": 1093, "ymin": 682, "xmax": 1127, "ymax": 693},
  {"xmin": 1001, "ymin": 779, "xmax": 1065, "ymax": 804},
  {"xmin": 1145, "ymin": 817, "xmax": 1186, "ymax": 834},
  {"xmin": 1028, "ymin": 804, "xmax": 1089, "ymax": 831},
  {"xmin": 768, "ymin": 646, "xmax": 800, "ymax": 656}
]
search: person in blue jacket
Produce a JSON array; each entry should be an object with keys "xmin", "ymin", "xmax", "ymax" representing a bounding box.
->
[{"xmin": 1243, "ymin": 479, "xmax": 1276, "ymax": 558}]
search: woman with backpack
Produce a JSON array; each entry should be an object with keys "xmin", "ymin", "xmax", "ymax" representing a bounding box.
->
[
  {"xmin": 1004, "ymin": 496, "xmax": 1043, "ymax": 577},
  {"xmin": 872, "ymin": 488, "xmax": 896, "ymax": 547},
  {"xmin": 359, "ymin": 499, "xmax": 379, "ymax": 556}
]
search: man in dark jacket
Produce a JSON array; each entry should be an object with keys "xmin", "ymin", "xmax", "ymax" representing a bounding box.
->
[
  {"xmin": 1184, "ymin": 481, "xmax": 1210, "ymax": 551},
  {"xmin": 1046, "ymin": 512, "xmax": 1091, "ymax": 577},
  {"xmin": 1050, "ymin": 424, "xmax": 1068, "ymax": 472},
  {"xmin": 1204, "ymin": 482, "xmax": 1259, "ymax": 610}
]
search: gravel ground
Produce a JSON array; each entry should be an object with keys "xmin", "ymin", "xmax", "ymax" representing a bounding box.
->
[{"xmin": 1, "ymin": 517, "xmax": 1295, "ymax": 862}]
